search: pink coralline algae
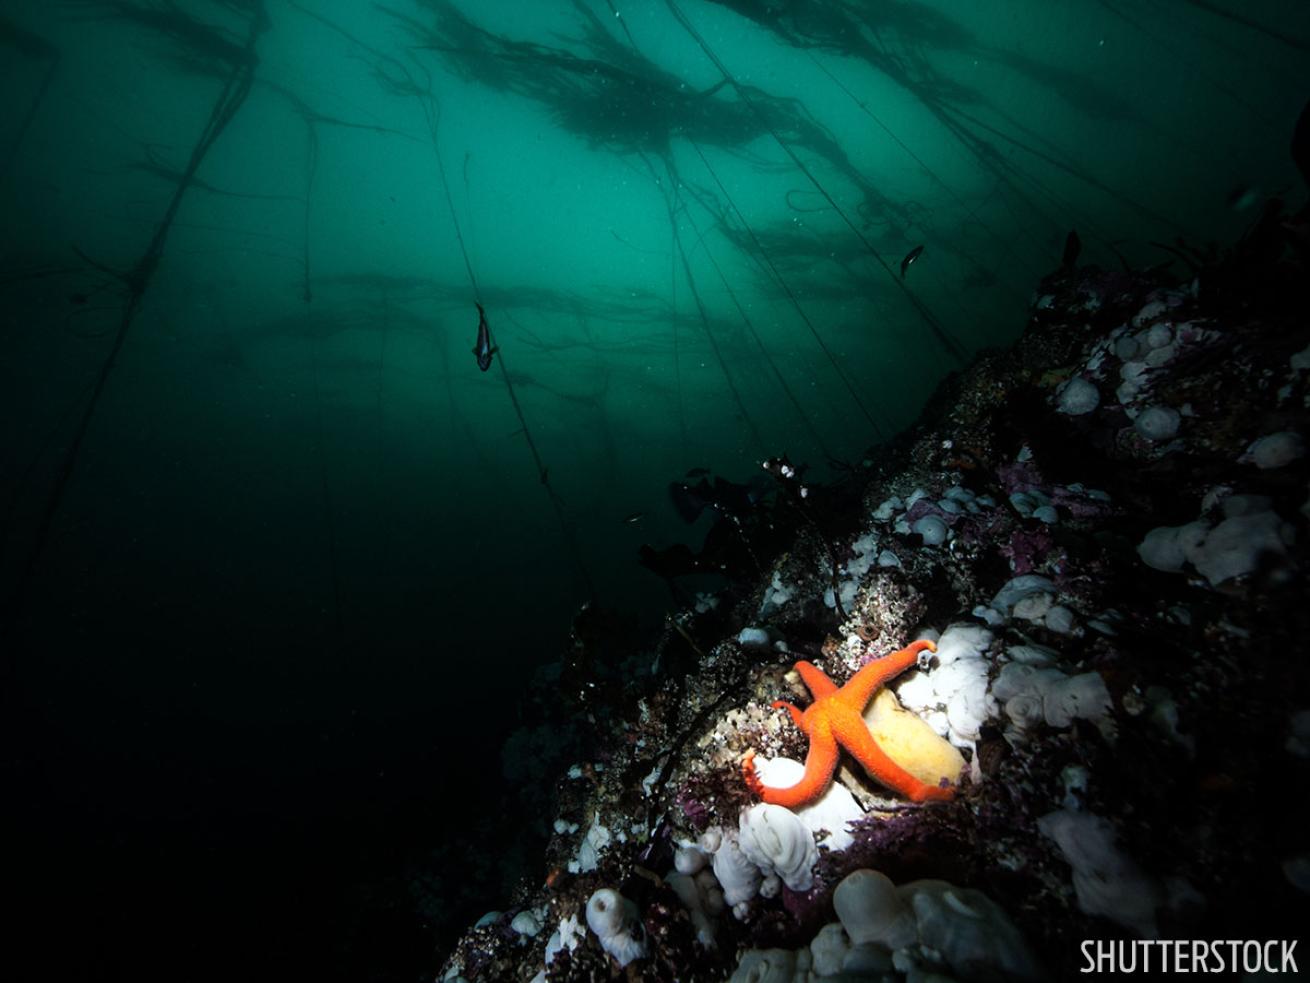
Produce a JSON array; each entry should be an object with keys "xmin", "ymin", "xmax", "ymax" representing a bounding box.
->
[
  {"xmin": 1001, "ymin": 528, "xmax": 1055, "ymax": 575},
  {"xmin": 997, "ymin": 459, "xmax": 1043, "ymax": 494}
]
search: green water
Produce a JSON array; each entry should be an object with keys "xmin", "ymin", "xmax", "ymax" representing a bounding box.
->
[{"xmin": 2, "ymin": 1, "xmax": 1306, "ymax": 978}]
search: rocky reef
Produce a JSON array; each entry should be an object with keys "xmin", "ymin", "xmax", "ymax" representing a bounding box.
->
[{"xmin": 436, "ymin": 242, "xmax": 1310, "ymax": 980}]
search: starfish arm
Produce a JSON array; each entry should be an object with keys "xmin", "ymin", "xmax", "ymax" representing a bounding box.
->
[
  {"xmin": 829, "ymin": 704, "xmax": 955, "ymax": 802},
  {"xmin": 837, "ymin": 639, "xmax": 937, "ymax": 711},
  {"xmin": 771, "ymin": 700, "xmax": 807, "ymax": 733},
  {"xmin": 792, "ymin": 660, "xmax": 839, "ymax": 699},
  {"xmin": 745, "ymin": 727, "xmax": 839, "ymax": 809}
]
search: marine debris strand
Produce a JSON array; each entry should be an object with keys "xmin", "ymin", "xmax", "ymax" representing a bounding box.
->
[
  {"xmin": 423, "ymin": 87, "xmax": 595, "ymax": 598},
  {"xmin": 646, "ymin": 154, "xmax": 767, "ymax": 459},
  {"xmin": 687, "ymin": 140, "xmax": 888, "ymax": 440},
  {"xmin": 662, "ymin": 0, "xmax": 970, "ymax": 367},
  {"xmin": 668, "ymin": 158, "xmax": 835, "ymax": 460}
]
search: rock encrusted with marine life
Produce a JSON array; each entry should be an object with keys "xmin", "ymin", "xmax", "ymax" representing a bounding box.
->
[{"xmin": 435, "ymin": 239, "xmax": 1309, "ymax": 983}]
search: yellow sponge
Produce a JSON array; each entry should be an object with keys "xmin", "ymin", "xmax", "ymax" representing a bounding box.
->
[{"xmin": 862, "ymin": 689, "xmax": 965, "ymax": 789}]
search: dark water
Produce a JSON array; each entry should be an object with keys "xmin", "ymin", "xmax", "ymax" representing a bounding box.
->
[{"xmin": 2, "ymin": 1, "xmax": 1307, "ymax": 979}]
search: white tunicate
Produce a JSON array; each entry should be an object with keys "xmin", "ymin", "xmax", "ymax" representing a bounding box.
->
[
  {"xmin": 945, "ymin": 670, "xmax": 995, "ymax": 743},
  {"xmin": 1117, "ymin": 360, "xmax": 1149, "ymax": 403},
  {"xmin": 664, "ymin": 872, "xmax": 717, "ymax": 948},
  {"xmin": 934, "ymin": 624, "xmax": 992, "ymax": 665},
  {"xmin": 1137, "ymin": 522, "xmax": 1209, "ymax": 573},
  {"xmin": 993, "ymin": 663, "xmax": 1112, "ymax": 738},
  {"xmin": 1146, "ymin": 322, "xmax": 1173, "ymax": 348},
  {"xmin": 1114, "ymin": 335, "xmax": 1139, "ymax": 360},
  {"xmin": 586, "ymin": 889, "xmax": 648, "ymax": 967},
  {"xmin": 1144, "ymin": 343, "xmax": 1175, "ymax": 368},
  {"xmin": 1044, "ymin": 605, "xmax": 1077, "ymax": 635},
  {"xmin": 991, "ymin": 575, "xmax": 1057, "ymax": 615},
  {"xmin": 1243, "ymin": 431, "xmax": 1305, "ymax": 469},
  {"xmin": 809, "ymin": 924, "xmax": 850, "ymax": 977},
  {"xmin": 543, "ymin": 913, "xmax": 582, "ymax": 965},
  {"xmin": 1043, "ymin": 672, "xmax": 1113, "ymax": 729},
  {"xmin": 1037, "ymin": 810, "xmax": 1162, "ymax": 937},
  {"xmin": 737, "ymin": 627, "xmax": 770, "ymax": 647},
  {"xmin": 1013, "ymin": 592, "xmax": 1053, "ymax": 622},
  {"xmin": 913, "ymin": 515, "xmax": 948, "ymax": 546},
  {"xmin": 1056, "ymin": 376, "xmax": 1100, "ymax": 415},
  {"xmin": 711, "ymin": 831, "xmax": 762, "ymax": 909},
  {"xmin": 1186, "ymin": 510, "xmax": 1295, "ymax": 585},
  {"xmin": 902, "ymin": 880, "xmax": 1044, "ymax": 981},
  {"xmin": 1132, "ymin": 299, "xmax": 1167, "ymax": 326},
  {"xmin": 1006, "ymin": 643, "xmax": 1058, "ymax": 665},
  {"xmin": 569, "ymin": 813, "xmax": 612, "ymax": 873},
  {"xmin": 1061, "ymin": 764, "xmax": 1091, "ymax": 809},
  {"xmin": 511, "ymin": 908, "xmax": 545, "ymax": 937},
  {"xmin": 673, "ymin": 845, "xmax": 706, "ymax": 875},
  {"xmin": 1134, "ymin": 406, "xmax": 1180, "ymax": 441},
  {"xmin": 727, "ymin": 947, "xmax": 810, "ymax": 983},
  {"xmin": 833, "ymin": 869, "xmax": 917, "ymax": 950},
  {"xmin": 738, "ymin": 804, "xmax": 818, "ymax": 893},
  {"xmin": 872, "ymin": 496, "xmax": 902, "ymax": 521}
]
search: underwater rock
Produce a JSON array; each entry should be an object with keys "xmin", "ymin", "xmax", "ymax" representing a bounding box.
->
[{"xmin": 437, "ymin": 238, "xmax": 1310, "ymax": 983}]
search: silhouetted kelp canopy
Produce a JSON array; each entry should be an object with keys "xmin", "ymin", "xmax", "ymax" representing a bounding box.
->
[{"xmin": 6, "ymin": 0, "xmax": 1303, "ymax": 621}]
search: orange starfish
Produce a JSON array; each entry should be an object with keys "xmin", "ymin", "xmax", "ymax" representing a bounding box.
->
[{"xmin": 742, "ymin": 639, "xmax": 954, "ymax": 806}]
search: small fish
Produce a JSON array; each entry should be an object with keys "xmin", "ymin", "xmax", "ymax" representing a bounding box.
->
[
  {"xmin": 622, "ymin": 511, "xmax": 645, "ymax": 524},
  {"xmin": 1062, "ymin": 229, "xmax": 1081, "ymax": 270},
  {"xmin": 471, "ymin": 302, "xmax": 497, "ymax": 372},
  {"xmin": 900, "ymin": 244, "xmax": 924, "ymax": 278}
]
